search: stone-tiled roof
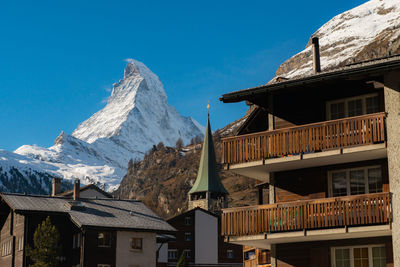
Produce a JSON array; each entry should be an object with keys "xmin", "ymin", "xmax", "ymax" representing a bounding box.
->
[{"xmin": 1, "ymin": 193, "xmax": 176, "ymax": 233}]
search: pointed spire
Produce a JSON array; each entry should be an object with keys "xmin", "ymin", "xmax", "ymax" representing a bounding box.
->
[{"xmin": 188, "ymin": 108, "xmax": 228, "ymax": 195}]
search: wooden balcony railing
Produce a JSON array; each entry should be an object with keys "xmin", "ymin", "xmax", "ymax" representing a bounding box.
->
[
  {"xmin": 221, "ymin": 192, "xmax": 391, "ymax": 236},
  {"xmin": 221, "ymin": 112, "xmax": 386, "ymax": 165}
]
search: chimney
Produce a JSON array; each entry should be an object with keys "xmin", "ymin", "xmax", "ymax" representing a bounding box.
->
[
  {"xmin": 73, "ymin": 179, "xmax": 80, "ymax": 201},
  {"xmin": 51, "ymin": 177, "xmax": 62, "ymax": 196},
  {"xmin": 312, "ymin": 37, "xmax": 321, "ymax": 74}
]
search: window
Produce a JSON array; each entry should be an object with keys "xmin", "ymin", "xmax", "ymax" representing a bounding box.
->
[
  {"xmin": 331, "ymin": 245, "xmax": 385, "ymax": 267},
  {"xmin": 227, "ymin": 249, "xmax": 234, "ymax": 259},
  {"xmin": 168, "ymin": 249, "xmax": 178, "ymax": 260},
  {"xmin": 184, "ymin": 217, "xmax": 191, "ymax": 225},
  {"xmin": 97, "ymin": 265, "xmax": 111, "ymax": 267},
  {"xmin": 244, "ymin": 249, "xmax": 256, "ymax": 261},
  {"xmin": 329, "ymin": 166, "xmax": 382, "ymax": 197},
  {"xmin": 130, "ymin": 238, "xmax": 142, "ymax": 250},
  {"xmin": 1, "ymin": 240, "xmax": 12, "ymax": 257},
  {"xmin": 16, "ymin": 236, "xmax": 23, "ymax": 251},
  {"xmin": 327, "ymin": 94, "xmax": 380, "ymax": 120},
  {"xmin": 97, "ymin": 232, "xmax": 111, "ymax": 247},
  {"xmin": 184, "ymin": 249, "xmax": 191, "ymax": 259},
  {"xmin": 73, "ymin": 233, "xmax": 81, "ymax": 249},
  {"xmin": 184, "ymin": 232, "xmax": 192, "ymax": 241}
]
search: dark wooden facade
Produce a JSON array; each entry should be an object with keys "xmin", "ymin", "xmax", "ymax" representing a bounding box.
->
[
  {"xmin": 0, "ymin": 208, "xmax": 79, "ymax": 267},
  {"xmin": 276, "ymin": 237, "xmax": 393, "ymax": 267}
]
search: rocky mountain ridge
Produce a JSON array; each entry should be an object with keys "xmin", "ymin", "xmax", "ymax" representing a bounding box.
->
[{"xmin": 276, "ymin": 0, "xmax": 400, "ymax": 79}]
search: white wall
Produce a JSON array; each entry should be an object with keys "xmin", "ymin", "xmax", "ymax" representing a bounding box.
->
[
  {"xmin": 194, "ymin": 209, "xmax": 218, "ymax": 264},
  {"xmin": 157, "ymin": 242, "xmax": 168, "ymax": 263},
  {"xmin": 116, "ymin": 231, "xmax": 156, "ymax": 267}
]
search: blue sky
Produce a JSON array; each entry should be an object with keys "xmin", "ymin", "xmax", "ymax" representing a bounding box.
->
[{"xmin": 0, "ymin": 0, "xmax": 366, "ymax": 151}]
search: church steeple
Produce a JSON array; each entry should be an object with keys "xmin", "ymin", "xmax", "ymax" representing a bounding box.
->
[{"xmin": 188, "ymin": 106, "xmax": 228, "ymax": 213}]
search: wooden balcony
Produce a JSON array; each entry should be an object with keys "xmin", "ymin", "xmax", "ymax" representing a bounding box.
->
[
  {"xmin": 221, "ymin": 112, "xmax": 386, "ymax": 165},
  {"xmin": 221, "ymin": 192, "xmax": 391, "ymax": 237}
]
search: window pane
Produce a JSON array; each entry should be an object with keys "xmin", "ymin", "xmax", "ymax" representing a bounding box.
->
[
  {"xmin": 372, "ymin": 247, "xmax": 386, "ymax": 267},
  {"xmin": 330, "ymin": 102, "xmax": 345, "ymax": 120},
  {"xmin": 332, "ymin": 172, "xmax": 347, "ymax": 196},
  {"xmin": 368, "ymin": 168, "xmax": 382, "ymax": 193},
  {"xmin": 350, "ymin": 170, "xmax": 365, "ymax": 195},
  {"xmin": 353, "ymin": 248, "xmax": 369, "ymax": 267},
  {"xmin": 348, "ymin": 99, "xmax": 363, "ymax": 117},
  {"xmin": 335, "ymin": 248, "xmax": 350, "ymax": 267},
  {"xmin": 366, "ymin": 96, "xmax": 380, "ymax": 114}
]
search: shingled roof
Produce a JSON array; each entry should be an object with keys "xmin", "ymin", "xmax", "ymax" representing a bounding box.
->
[{"xmin": 1, "ymin": 193, "xmax": 176, "ymax": 233}]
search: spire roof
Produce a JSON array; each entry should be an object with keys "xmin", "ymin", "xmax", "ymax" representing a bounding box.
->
[{"xmin": 188, "ymin": 113, "xmax": 228, "ymax": 195}]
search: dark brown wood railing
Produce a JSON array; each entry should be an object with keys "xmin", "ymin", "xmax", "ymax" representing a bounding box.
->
[
  {"xmin": 221, "ymin": 192, "xmax": 391, "ymax": 236},
  {"xmin": 221, "ymin": 112, "xmax": 386, "ymax": 165}
]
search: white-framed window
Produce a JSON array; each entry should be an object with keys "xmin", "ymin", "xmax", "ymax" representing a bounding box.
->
[
  {"xmin": 168, "ymin": 249, "xmax": 178, "ymax": 260},
  {"xmin": 97, "ymin": 232, "xmax": 111, "ymax": 248},
  {"xmin": 331, "ymin": 245, "xmax": 386, "ymax": 267},
  {"xmin": 328, "ymin": 166, "xmax": 382, "ymax": 197},
  {"xmin": 72, "ymin": 233, "xmax": 81, "ymax": 249},
  {"xmin": 184, "ymin": 217, "xmax": 191, "ymax": 225},
  {"xmin": 227, "ymin": 249, "xmax": 234, "ymax": 259},
  {"xmin": 184, "ymin": 232, "xmax": 192, "ymax": 241},
  {"xmin": 130, "ymin": 238, "xmax": 142, "ymax": 250},
  {"xmin": 184, "ymin": 249, "xmax": 191, "ymax": 259},
  {"xmin": 326, "ymin": 93, "xmax": 380, "ymax": 120}
]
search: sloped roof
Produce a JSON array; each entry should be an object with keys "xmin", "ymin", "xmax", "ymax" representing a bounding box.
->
[
  {"xmin": 188, "ymin": 115, "xmax": 228, "ymax": 195},
  {"xmin": 57, "ymin": 184, "xmax": 112, "ymax": 198},
  {"xmin": 1, "ymin": 193, "xmax": 175, "ymax": 233},
  {"xmin": 220, "ymin": 54, "xmax": 400, "ymax": 104}
]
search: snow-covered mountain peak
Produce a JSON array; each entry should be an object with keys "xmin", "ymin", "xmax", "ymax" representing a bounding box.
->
[
  {"xmin": 10, "ymin": 59, "xmax": 204, "ymax": 191},
  {"xmin": 276, "ymin": 0, "xmax": 400, "ymax": 78}
]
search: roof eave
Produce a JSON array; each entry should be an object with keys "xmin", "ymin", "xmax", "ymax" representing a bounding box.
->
[{"xmin": 220, "ymin": 56, "xmax": 400, "ymax": 103}]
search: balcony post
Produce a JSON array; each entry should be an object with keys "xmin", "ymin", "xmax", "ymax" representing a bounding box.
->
[{"xmin": 384, "ymin": 71, "xmax": 400, "ymax": 266}]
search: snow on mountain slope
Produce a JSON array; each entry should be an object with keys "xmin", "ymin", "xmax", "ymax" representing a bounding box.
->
[
  {"xmin": 10, "ymin": 59, "xmax": 204, "ymax": 191},
  {"xmin": 276, "ymin": 0, "xmax": 400, "ymax": 78},
  {"xmin": 72, "ymin": 59, "xmax": 204, "ymax": 156}
]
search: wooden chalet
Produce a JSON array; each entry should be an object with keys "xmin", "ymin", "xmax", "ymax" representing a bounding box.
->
[
  {"xmin": 218, "ymin": 38, "xmax": 400, "ymax": 267},
  {"xmin": 0, "ymin": 179, "xmax": 176, "ymax": 267}
]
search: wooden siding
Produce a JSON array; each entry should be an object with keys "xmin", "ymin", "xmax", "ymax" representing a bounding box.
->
[
  {"xmin": 221, "ymin": 192, "xmax": 391, "ymax": 237},
  {"xmin": 274, "ymin": 159, "xmax": 389, "ymax": 203},
  {"xmin": 275, "ymin": 236, "xmax": 392, "ymax": 267},
  {"xmin": 83, "ymin": 228, "xmax": 117, "ymax": 267},
  {"xmin": 221, "ymin": 112, "xmax": 386, "ymax": 165}
]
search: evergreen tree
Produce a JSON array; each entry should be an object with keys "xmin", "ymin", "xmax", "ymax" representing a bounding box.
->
[
  {"xmin": 127, "ymin": 158, "xmax": 134, "ymax": 170},
  {"xmin": 176, "ymin": 138, "xmax": 184, "ymax": 149},
  {"xmin": 26, "ymin": 216, "xmax": 62, "ymax": 267},
  {"xmin": 177, "ymin": 251, "xmax": 188, "ymax": 267}
]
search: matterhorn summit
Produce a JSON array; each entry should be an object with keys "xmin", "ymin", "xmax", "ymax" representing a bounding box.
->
[
  {"xmin": 6, "ymin": 59, "xmax": 204, "ymax": 192},
  {"xmin": 72, "ymin": 59, "xmax": 204, "ymax": 158}
]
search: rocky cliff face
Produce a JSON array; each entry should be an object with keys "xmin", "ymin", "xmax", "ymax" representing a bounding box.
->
[
  {"xmin": 117, "ymin": 120, "xmax": 257, "ymax": 219},
  {"xmin": 276, "ymin": 0, "xmax": 400, "ymax": 78}
]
